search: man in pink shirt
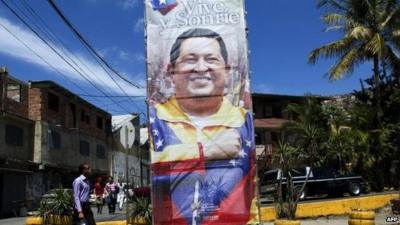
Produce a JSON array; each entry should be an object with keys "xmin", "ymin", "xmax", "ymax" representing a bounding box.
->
[{"xmin": 104, "ymin": 176, "xmax": 118, "ymax": 214}]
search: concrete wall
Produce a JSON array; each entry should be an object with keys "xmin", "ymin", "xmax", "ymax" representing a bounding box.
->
[
  {"xmin": 111, "ymin": 151, "xmax": 150, "ymax": 187},
  {"xmin": 36, "ymin": 121, "xmax": 110, "ymax": 174},
  {"xmin": 0, "ymin": 115, "xmax": 34, "ymax": 163}
]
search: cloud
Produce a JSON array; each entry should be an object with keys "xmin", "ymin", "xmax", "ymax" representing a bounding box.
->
[
  {"xmin": 253, "ymin": 83, "xmax": 273, "ymax": 93},
  {"xmin": 100, "ymin": 46, "xmax": 144, "ymax": 63},
  {"xmin": 121, "ymin": 0, "xmax": 139, "ymax": 10},
  {"xmin": 0, "ymin": 16, "xmax": 145, "ymax": 97},
  {"xmin": 133, "ymin": 18, "xmax": 144, "ymax": 33}
]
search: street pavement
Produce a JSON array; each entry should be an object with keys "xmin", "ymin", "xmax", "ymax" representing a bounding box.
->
[
  {"xmin": 1, "ymin": 206, "xmax": 399, "ymax": 225},
  {"xmin": 0, "ymin": 206, "xmax": 127, "ymax": 225}
]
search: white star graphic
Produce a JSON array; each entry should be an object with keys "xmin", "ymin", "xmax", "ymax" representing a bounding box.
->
[
  {"xmin": 239, "ymin": 150, "xmax": 247, "ymax": 158},
  {"xmin": 245, "ymin": 140, "xmax": 252, "ymax": 147},
  {"xmin": 229, "ymin": 159, "xmax": 237, "ymax": 167},
  {"xmin": 149, "ymin": 117, "xmax": 155, "ymax": 124},
  {"xmin": 155, "ymin": 139, "xmax": 163, "ymax": 149},
  {"xmin": 159, "ymin": 0, "xmax": 166, "ymax": 4},
  {"xmin": 152, "ymin": 129, "xmax": 159, "ymax": 136}
]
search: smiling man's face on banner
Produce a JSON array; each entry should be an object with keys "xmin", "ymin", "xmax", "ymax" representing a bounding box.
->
[{"xmin": 169, "ymin": 37, "xmax": 228, "ymax": 99}]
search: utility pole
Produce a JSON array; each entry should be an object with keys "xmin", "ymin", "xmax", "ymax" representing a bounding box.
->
[{"xmin": 1, "ymin": 67, "xmax": 8, "ymax": 112}]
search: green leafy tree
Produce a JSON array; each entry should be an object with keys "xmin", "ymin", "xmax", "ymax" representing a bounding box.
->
[
  {"xmin": 283, "ymin": 96, "xmax": 328, "ymax": 168},
  {"xmin": 310, "ymin": 0, "xmax": 400, "ymax": 125}
]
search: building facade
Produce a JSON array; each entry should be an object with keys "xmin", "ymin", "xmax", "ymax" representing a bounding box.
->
[
  {"xmin": 0, "ymin": 68, "xmax": 112, "ymax": 217},
  {"xmin": 28, "ymin": 80, "xmax": 112, "ymax": 196},
  {"xmin": 0, "ymin": 68, "xmax": 35, "ymax": 217}
]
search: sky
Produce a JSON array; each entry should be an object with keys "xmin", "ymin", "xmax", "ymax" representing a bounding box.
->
[{"xmin": 0, "ymin": 0, "xmax": 374, "ymax": 116}]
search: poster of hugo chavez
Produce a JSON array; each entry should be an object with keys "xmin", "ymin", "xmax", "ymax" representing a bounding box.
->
[{"xmin": 145, "ymin": 0, "xmax": 258, "ymax": 224}]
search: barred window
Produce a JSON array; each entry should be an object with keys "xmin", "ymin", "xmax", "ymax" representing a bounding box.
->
[
  {"xmin": 79, "ymin": 140, "xmax": 90, "ymax": 156},
  {"xmin": 48, "ymin": 92, "xmax": 59, "ymax": 112},
  {"xmin": 96, "ymin": 116, "xmax": 103, "ymax": 129},
  {"xmin": 96, "ymin": 145, "xmax": 106, "ymax": 159},
  {"xmin": 5, "ymin": 125, "xmax": 23, "ymax": 146},
  {"xmin": 49, "ymin": 129, "xmax": 61, "ymax": 149}
]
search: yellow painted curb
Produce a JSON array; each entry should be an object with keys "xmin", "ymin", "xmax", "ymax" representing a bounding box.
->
[
  {"xmin": 25, "ymin": 216, "xmax": 43, "ymax": 225},
  {"xmin": 97, "ymin": 220, "xmax": 126, "ymax": 225},
  {"xmin": 274, "ymin": 219, "xmax": 301, "ymax": 225},
  {"xmin": 348, "ymin": 219, "xmax": 375, "ymax": 225},
  {"xmin": 260, "ymin": 193, "xmax": 399, "ymax": 222}
]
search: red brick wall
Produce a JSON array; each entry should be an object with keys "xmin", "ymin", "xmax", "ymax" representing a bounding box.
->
[
  {"xmin": 28, "ymin": 88, "xmax": 42, "ymax": 121},
  {"xmin": 1, "ymin": 77, "xmax": 30, "ymax": 119}
]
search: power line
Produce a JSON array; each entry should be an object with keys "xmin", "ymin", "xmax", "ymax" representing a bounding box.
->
[
  {"xmin": 46, "ymin": 0, "xmax": 143, "ymax": 89},
  {"xmin": 12, "ymin": 0, "xmax": 129, "ymax": 103},
  {"xmin": 79, "ymin": 94, "xmax": 146, "ymax": 98},
  {"xmin": 46, "ymin": 0, "xmax": 145, "ymax": 113},
  {"xmin": 0, "ymin": 21, "xmax": 91, "ymax": 96},
  {"xmin": 1, "ymin": 0, "xmax": 132, "ymax": 114}
]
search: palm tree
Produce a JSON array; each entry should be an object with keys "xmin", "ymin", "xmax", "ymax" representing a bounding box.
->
[
  {"xmin": 283, "ymin": 96, "xmax": 328, "ymax": 168},
  {"xmin": 309, "ymin": 0, "xmax": 400, "ymax": 125}
]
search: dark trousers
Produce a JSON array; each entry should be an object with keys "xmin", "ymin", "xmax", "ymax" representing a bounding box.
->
[
  {"xmin": 107, "ymin": 196, "xmax": 117, "ymax": 214},
  {"xmin": 74, "ymin": 202, "xmax": 96, "ymax": 225}
]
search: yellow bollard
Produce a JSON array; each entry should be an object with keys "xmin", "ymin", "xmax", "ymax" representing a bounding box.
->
[
  {"xmin": 25, "ymin": 216, "xmax": 43, "ymax": 225},
  {"xmin": 348, "ymin": 210, "xmax": 375, "ymax": 225}
]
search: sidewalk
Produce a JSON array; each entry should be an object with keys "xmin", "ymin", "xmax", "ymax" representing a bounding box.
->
[
  {"xmin": 261, "ymin": 207, "xmax": 398, "ymax": 225},
  {"xmin": 2, "ymin": 206, "xmax": 398, "ymax": 225},
  {"xmin": 0, "ymin": 206, "xmax": 126, "ymax": 225}
]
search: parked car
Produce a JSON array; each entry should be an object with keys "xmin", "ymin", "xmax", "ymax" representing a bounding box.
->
[{"xmin": 259, "ymin": 167, "xmax": 369, "ymax": 201}]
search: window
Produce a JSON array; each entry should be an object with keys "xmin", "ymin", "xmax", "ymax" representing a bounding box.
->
[
  {"xmin": 48, "ymin": 93, "xmax": 59, "ymax": 112},
  {"xmin": 5, "ymin": 125, "xmax": 23, "ymax": 146},
  {"xmin": 80, "ymin": 110, "xmax": 90, "ymax": 124},
  {"xmin": 49, "ymin": 129, "xmax": 61, "ymax": 149},
  {"xmin": 96, "ymin": 116, "xmax": 103, "ymax": 129},
  {"xmin": 81, "ymin": 110, "xmax": 85, "ymax": 121},
  {"xmin": 70, "ymin": 104, "xmax": 77, "ymax": 127},
  {"xmin": 79, "ymin": 140, "xmax": 90, "ymax": 156},
  {"xmin": 263, "ymin": 105, "xmax": 273, "ymax": 118},
  {"xmin": 85, "ymin": 115, "xmax": 90, "ymax": 124},
  {"xmin": 105, "ymin": 119, "xmax": 111, "ymax": 133},
  {"xmin": 96, "ymin": 145, "xmax": 106, "ymax": 159},
  {"xmin": 6, "ymin": 81, "xmax": 21, "ymax": 102}
]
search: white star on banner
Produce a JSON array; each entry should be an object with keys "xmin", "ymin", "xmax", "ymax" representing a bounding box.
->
[
  {"xmin": 149, "ymin": 117, "xmax": 155, "ymax": 124},
  {"xmin": 152, "ymin": 129, "xmax": 159, "ymax": 136},
  {"xmin": 155, "ymin": 139, "xmax": 163, "ymax": 149},
  {"xmin": 239, "ymin": 150, "xmax": 247, "ymax": 158},
  {"xmin": 245, "ymin": 140, "xmax": 252, "ymax": 147},
  {"xmin": 229, "ymin": 159, "xmax": 237, "ymax": 167},
  {"xmin": 159, "ymin": 0, "xmax": 166, "ymax": 5}
]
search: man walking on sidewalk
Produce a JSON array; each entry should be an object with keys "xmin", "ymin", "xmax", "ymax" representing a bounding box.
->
[{"xmin": 73, "ymin": 163, "xmax": 96, "ymax": 225}]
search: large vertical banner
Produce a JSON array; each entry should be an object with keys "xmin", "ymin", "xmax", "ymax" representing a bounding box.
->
[{"xmin": 146, "ymin": 0, "xmax": 257, "ymax": 224}]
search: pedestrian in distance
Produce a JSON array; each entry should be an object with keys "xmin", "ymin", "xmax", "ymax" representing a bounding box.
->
[
  {"xmin": 104, "ymin": 176, "xmax": 118, "ymax": 214},
  {"xmin": 93, "ymin": 177, "xmax": 104, "ymax": 214},
  {"xmin": 116, "ymin": 181, "xmax": 125, "ymax": 211},
  {"xmin": 72, "ymin": 163, "xmax": 96, "ymax": 225}
]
